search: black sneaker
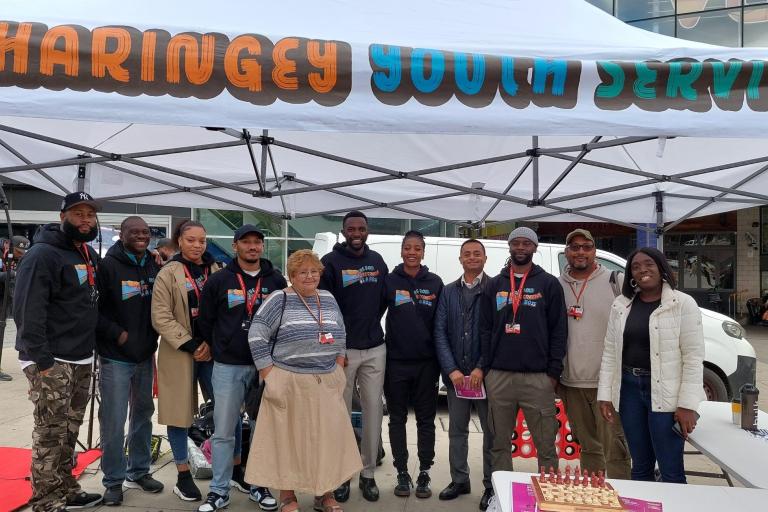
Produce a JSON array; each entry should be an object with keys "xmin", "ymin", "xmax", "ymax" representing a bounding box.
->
[
  {"xmin": 394, "ymin": 471, "xmax": 413, "ymax": 497},
  {"xmin": 198, "ymin": 492, "xmax": 230, "ymax": 512},
  {"xmin": 174, "ymin": 470, "xmax": 202, "ymax": 502},
  {"xmin": 102, "ymin": 486, "xmax": 123, "ymax": 507},
  {"xmin": 249, "ymin": 487, "xmax": 278, "ymax": 511},
  {"xmin": 64, "ymin": 491, "xmax": 103, "ymax": 509},
  {"xmin": 124, "ymin": 474, "xmax": 164, "ymax": 493},
  {"xmin": 231, "ymin": 465, "xmax": 250, "ymax": 493},
  {"xmin": 415, "ymin": 471, "xmax": 432, "ymax": 499}
]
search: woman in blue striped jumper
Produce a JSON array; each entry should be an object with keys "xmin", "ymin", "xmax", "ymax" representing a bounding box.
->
[{"xmin": 246, "ymin": 249, "xmax": 362, "ymax": 512}]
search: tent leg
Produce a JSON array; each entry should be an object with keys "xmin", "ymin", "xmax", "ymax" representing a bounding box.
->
[{"xmin": 655, "ymin": 191, "xmax": 664, "ymax": 252}]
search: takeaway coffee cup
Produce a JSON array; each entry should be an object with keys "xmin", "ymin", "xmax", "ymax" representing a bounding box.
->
[{"xmin": 732, "ymin": 398, "xmax": 741, "ymax": 425}]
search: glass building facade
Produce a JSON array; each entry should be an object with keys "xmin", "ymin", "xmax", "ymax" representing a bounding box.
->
[
  {"xmin": 586, "ymin": 0, "xmax": 768, "ymax": 46},
  {"xmin": 196, "ymin": 209, "xmax": 459, "ymax": 272}
]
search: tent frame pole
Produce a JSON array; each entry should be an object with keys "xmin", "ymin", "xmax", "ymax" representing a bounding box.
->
[{"xmin": 655, "ymin": 191, "xmax": 664, "ymax": 252}]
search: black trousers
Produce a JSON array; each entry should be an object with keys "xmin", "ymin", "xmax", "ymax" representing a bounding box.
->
[{"xmin": 384, "ymin": 358, "xmax": 440, "ymax": 472}]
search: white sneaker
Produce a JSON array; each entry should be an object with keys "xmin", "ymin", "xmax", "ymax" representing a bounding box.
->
[
  {"xmin": 249, "ymin": 487, "xmax": 278, "ymax": 511},
  {"xmin": 198, "ymin": 492, "xmax": 230, "ymax": 512}
]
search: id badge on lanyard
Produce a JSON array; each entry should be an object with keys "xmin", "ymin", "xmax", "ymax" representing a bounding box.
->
[
  {"xmin": 238, "ymin": 275, "xmax": 262, "ymax": 331},
  {"xmin": 183, "ymin": 265, "xmax": 208, "ymax": 319},
  {"xmin": 506, "ymin": 270, "xmax": 529, "ymax": 335},
  {"xmin": 566, "ymin": 268, "xmax": 594, "ymax": 321},
  {"xmin": 78, "ymin": 245, "xmax": 98, "ymax": 308}
]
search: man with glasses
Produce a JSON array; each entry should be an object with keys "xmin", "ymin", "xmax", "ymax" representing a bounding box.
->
[
  {"xmin": 557, "ymin": 229, "xmax": 631, "ymax": 479},
  {"xmin": 479, "ymin": 227, "xmax": 567, "ymax": 477}
]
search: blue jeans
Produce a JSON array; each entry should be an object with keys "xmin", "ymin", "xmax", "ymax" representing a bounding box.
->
[
  {"xmin": 98, "ymin": 357, "xmax": 155, "ymax": 488},
  {"xmin": 210, "ymin": 362, "xmax": 256, "ymax": 496},
  {"xmin": 167, "ymin": 360, "xmax": 244, "ymax": 464},
  {"xmin": 619, "ymin": 371, "xmax": 686, "ymax": 483}
]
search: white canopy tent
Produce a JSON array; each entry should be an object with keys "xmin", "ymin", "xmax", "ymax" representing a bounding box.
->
[{"xmin": 1, "ymin": 0, "xmax": 767, "ymax": 237}]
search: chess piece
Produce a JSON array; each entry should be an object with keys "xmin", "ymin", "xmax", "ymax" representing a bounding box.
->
[{"xmin": 549, "ymin": 466, "xmax": 556, "ymax": 483}]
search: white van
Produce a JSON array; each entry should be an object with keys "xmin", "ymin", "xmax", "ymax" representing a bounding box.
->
[{"xmin": 313, "ymin": 232, "xmax": 757, "ymax": 402}]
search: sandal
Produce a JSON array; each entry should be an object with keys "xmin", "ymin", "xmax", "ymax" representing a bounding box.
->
[
  {"xmin": 280, "ymin": 495, "xmax": 300, "ymax": 512},
  {"xmin": 313, "ymin": 493, "xmax": 343, "ymax": 512}
]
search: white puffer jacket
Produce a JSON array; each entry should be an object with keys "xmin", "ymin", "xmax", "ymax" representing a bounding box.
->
[{"xmin": 597, "ymin": 284, "xmax": 705, "ymax": 413}]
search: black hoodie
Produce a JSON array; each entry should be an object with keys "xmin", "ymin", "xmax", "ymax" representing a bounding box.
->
[
  {"xmin": 480, "ymin": 263, "xmax": 568, "ymax": 379},
  {"xmin": 171, "ymin": 251, "xmax": 218, "ymax": 353},
  {"xmin": 95, "ymin": 241, "xmax": 160, "ymax": 363},
  {"xmin": 384, "ymin": 264, "xmax": 443, "ymax": 362},
  {"xmin": 14, "ymin": 223, "xmax": 100, "ymax": 370},
  {"xmin": 198, "ymin": 258, "xmax": 287, "ymax": 365},
  {"xmin": 319, "ymin": 242, "xmax": 388, "ymax": 350}
]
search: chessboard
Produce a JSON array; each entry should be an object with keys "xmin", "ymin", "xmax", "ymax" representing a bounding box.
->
[{"xmin": 531, "ymin": 468, "xmax": 626, "ymax": 512}]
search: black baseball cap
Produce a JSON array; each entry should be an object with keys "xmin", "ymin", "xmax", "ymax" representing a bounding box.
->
[
  {"xmin": 233, "ymin": 224, "xmax": 265, "ymax": 242},
  {"xmin": 60, "ymin": 192, "xmax": 102, "ymax": 212},
  {"xmin": 11, "ymin": 235, "xmax": 30, "ymax": 251}
]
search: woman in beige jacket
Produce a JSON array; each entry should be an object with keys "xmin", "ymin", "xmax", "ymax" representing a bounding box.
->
[
  {"xmin": 597, "ymin": 247, "xmax": 704, "ymax": 484},
  {"xmin": 151, "ymin": 220, "xmax": 220, "ymax": 502}
]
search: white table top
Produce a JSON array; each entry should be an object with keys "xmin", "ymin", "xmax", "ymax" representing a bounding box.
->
[
  {"xmin": 492, "ymin": 471, "xmax": 768, "ymax": 512},
  {"xmin": 687, "ymin": 400, "xmax": 768, "ymax": 489}
]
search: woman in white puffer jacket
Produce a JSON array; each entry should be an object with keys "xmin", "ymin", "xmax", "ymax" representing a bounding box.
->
[{"xmin": 597, "ymin": 247, "xmax": 704, "ymax": 483}]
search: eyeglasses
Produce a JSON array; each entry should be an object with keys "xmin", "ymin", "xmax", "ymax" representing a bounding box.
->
[
  {"xmin": 567, "ymin": 243, "xmax": 595, "ymax": 252},
  {"xmin": 296, "ymin": 270, "xmax": 320, "ymax": 278}
]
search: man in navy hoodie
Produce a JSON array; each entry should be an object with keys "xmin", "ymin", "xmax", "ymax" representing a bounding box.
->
[
  {"xmin": 96, "ymin": 216, "xmax": 164, "ymax": 506},
  {"xmin": 196, "ymin": 225, "xmax": 285, "ymax": 512},
  {"xmin": 480, "ymin": 227, "xmax": 568, "ymax": 475},
  {"xmin": 14, "ymin": 192, "xmax": 104, "ymax": 511},
  {"xmin": 383, "ymin": 231, "xmax": 443, "ymax": 500},
  {"xmin": 320, "ymin": 211, "xmax": 388, "ymax": 503}
]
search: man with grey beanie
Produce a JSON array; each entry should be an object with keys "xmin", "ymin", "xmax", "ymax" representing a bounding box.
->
[{"xmin": 479, "ymin": 226, "xmax": 568, "ymax": 476}]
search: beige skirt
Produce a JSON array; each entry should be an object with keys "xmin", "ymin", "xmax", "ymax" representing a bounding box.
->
[{"xmin": 245, "ymin": 365, "xmax": 363, "ymax": 495}]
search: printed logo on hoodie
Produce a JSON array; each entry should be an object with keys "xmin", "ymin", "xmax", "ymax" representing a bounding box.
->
[
  {"xmin": 394, "ymin": 290, "xmax": 413, "ymax": 306},
  {"xmin": 74, "ymin": 264, "xmax": 89, "ymax": 285},
  {"xmin": 341, "ymin": 266, "xmax": 381, "ymax": 287},
  {"xmin": 121, "ymin": 279, "xmax": 154, "ymax": 300},
  {"xmin": 496, "ymin": 288, "xmax": 541, "ymax": 310},
  {"xmin": 226, "ymin": 287, "xmax": 266, "ymax": 309}
]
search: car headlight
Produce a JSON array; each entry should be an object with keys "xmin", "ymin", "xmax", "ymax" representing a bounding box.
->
[{"xmin": 722, "ymin": 321, "xmax": 743, "ymax": 339}]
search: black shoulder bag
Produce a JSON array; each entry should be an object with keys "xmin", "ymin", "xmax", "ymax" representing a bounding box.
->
[{"xmin": 244, "ymin": 290, "xmax": 287, "ymax": 420}]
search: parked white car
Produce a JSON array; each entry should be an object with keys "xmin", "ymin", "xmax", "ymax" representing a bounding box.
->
[{"xmin": 313, "ymin": 233, "xmax": 757, "ymax": 402}]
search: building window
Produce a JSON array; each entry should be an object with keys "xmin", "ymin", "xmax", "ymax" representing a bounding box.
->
[
  {"xmin": 616, "ymin": 0, "xmax": 675, "ymax": 22},
  {"xmin": 677, "ymin": 8, "xmax": 742, "ymax": 46},
  {"xmin": 585, "ymin": 0, "xmax": 615, "ymax": 15},
  {"xmin": 666, "ymin": 233, "xmax": 736, "ymax": 291}
]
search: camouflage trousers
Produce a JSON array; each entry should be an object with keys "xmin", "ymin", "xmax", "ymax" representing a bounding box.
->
[{"xmin": 23, "ymin": 362, "xmax": 92, "ymax": 512}]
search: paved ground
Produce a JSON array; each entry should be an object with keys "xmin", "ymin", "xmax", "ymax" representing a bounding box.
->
[{"xmin": 1, "ymin": 323, "xmax": 767, "ymax": 511}]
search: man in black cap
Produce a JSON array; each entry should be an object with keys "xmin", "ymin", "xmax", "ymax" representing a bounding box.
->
[
  {"xmin": 14, "ymin": 192, "xmax": 104, "ymax": 511},
  {"xmin": 196, "ymin": 225, "xmax": 286, "ymax": 512}
]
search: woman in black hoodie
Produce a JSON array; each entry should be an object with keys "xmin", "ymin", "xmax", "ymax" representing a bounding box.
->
[
  {"xmin": 383, "ymin": 231, "xmax": 443, "ymax": 500},
  {"xmin": 151, "ymin": 220, "xmax": 220, "ymax": 502}
]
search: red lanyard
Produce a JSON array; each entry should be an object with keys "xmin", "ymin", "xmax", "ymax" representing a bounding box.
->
[
  {"xmin": 566, "ymin": 266, "xmax": 596, "ymax": 306},
  {"xmin": 507, "ymin": 269, "xmax": 530, "ymax": 323},
  {"xmin": 296, "ymin": 290, "xmax": 323, "ymax": 331},
  {"xmin": 77, "ymin": 244, "xmax": 95, "ymax": 286},
  {"xmin": 236, "ymin": 274, "xmax": 262, "ymax": 319},
  {"xmin": 182, "ymin": 264, "xmax": 209, "ymax": 303}
]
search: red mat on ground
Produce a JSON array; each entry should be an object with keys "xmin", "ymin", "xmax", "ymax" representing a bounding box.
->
[{"xmin": 0, "ymin": 447, "xmax": 101, "ymax": 512}]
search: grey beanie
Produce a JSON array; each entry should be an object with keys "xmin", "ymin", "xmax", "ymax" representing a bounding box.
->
[{"xmin": 508, "ymin": 226, "xmax": 538, "ymax": 245}]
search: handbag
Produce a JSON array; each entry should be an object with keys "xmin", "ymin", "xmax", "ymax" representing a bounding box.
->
[{"xmin": 244, "ymin": 290, "xmax": 287, "ymax": 419}]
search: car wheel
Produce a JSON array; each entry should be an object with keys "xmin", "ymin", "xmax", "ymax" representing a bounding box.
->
[{"xmin": 703, "ymin": 366, "xmax": 729, "ymax": 402}]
